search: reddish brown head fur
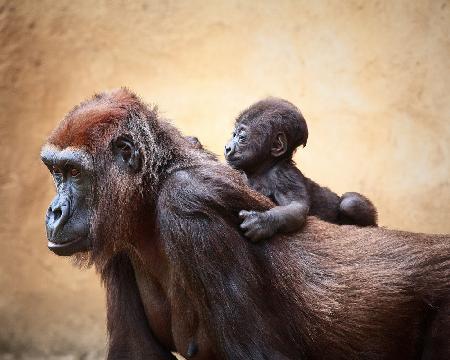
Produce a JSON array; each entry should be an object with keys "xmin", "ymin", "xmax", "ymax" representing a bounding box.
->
[{"xmin": 48, "ymin": 88, "xmax": 145, "ymax": 151}]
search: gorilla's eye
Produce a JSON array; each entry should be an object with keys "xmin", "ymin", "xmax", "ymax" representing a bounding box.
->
[
  {"xmin": 118, "ymin": 142, "xmax": 130, "ymax": 151},
  {"xmin": 238, "ymin": 134, "xmax": 247, "ymax": 143},
  {"xmin": 70, "ymin": 168, "xmax": 80, "ymax": 177}
]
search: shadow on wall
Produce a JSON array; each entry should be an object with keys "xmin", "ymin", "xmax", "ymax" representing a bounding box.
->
[{"xmin": 0, "ymin": 0, "xmax": 449, "ymax": 358}]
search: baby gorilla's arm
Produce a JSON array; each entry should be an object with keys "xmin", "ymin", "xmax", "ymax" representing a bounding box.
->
[
  {"xmin": 269, "ymin": 199, "xmax": 309, "ymax": 233},
  {"xmin": 239, "ymin": 183, "xmax": 310, "ymax": 242}
]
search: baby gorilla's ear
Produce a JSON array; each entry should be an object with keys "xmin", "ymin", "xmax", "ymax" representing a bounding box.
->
[{"xmin": 271, "ymin": 132, "xmax": 288, "ymax": 157}]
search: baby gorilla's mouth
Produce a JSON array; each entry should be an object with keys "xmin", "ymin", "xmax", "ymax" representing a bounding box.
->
[
  {"xmin": 48, "ymin": 237, "xmax": 90, "ymax": 256},
  {"xmin": 226, "ymin": 155, "xmax": 241, "ymax": 163}
]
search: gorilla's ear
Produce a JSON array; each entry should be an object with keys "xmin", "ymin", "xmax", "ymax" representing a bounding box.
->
[
  {"xmin": 271, "ymin": 132, "xmax": 288, "ymax": 157},
  {"xmin": 112, "ymin": 136, "xmax": 142, "ymax": 172}
]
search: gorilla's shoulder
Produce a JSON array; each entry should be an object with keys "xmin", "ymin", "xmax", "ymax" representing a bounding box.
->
[
  {"xmin": 157, "ymin": 166, "xmax": 228, "ymax": 215},
  {"xmin": 158, "ymin": 164, "xmax": 272, "ymax": 219}
]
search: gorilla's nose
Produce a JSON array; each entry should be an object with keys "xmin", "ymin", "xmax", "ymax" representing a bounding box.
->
[{"xmin": 46, "ymin": 197, "xmax": 70, "ymax": 240}]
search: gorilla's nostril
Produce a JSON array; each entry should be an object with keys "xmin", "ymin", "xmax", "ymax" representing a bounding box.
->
[{"xmin": 53, "ymin": 208, "xmax": 62, "ymax": 221}]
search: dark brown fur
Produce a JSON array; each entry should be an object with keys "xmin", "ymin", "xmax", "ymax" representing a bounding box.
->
[
  {"xmin": 225, "ymin": 98, "xmax": 377, "ymax": 242},
  {"xmin": 44, "ymin": 89, "xmax": 450, "ymax": 360}
]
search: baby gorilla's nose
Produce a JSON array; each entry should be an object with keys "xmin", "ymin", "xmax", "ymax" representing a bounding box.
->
[{"xmin": 224, "ymin": 144, "xmax": 233, "ymax": 157}]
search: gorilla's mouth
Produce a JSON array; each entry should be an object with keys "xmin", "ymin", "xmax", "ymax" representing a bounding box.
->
[{"xmin": 48, "ymin": 237, "xmax": 90, "ymax": 256}]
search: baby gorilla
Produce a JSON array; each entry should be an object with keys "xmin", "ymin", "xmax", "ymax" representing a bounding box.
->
[{"xmin": 225, "ymin": 98, "xmax": 377, "ymax": 241}]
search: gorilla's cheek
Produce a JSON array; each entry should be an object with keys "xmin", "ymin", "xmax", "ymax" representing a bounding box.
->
[{"xmin": 69, "ymin": 208, "xmax": 91, "ymax": 239}]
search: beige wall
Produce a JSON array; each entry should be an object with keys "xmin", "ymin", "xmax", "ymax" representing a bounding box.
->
[{"xmin": 0, "ymin": 0, "xmax": 449, "ymax": 358}]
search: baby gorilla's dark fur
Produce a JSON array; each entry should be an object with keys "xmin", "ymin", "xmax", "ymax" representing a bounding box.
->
[{"xmin": 225, "ymin": 98, "xmax": 377, "ymax": 241}]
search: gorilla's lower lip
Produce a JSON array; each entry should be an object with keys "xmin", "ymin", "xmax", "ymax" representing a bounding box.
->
[{"xmin": 48, "ymin": 237, "xmax": 88, "ymax": 256}]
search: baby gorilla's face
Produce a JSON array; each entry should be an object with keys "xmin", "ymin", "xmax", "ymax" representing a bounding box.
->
[{"xmin": 225, "ymin": 123, "xmax": 269, "ymax": 173}]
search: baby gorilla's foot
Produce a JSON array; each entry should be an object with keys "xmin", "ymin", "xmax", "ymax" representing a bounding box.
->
[{"xmin": 339, "ymin": 192, "xmax": 378, "ymax": 226}]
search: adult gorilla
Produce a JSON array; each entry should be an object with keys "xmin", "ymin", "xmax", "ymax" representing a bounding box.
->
[{"xmin": 41, "ymin": 88, "xmax": 449, "ymax": 360}]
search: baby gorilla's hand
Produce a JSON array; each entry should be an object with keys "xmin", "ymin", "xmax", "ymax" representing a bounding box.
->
[{"xmin": 239, "ymin": 210, "xmax": 277, "ymax": 242}]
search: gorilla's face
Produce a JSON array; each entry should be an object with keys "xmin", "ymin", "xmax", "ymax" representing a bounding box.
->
[
  {"xmin": 225, "ymin": 123, "xmax": 270, "ymax": 173},
  {"xmin": 41, "ymin": 146, "xmax": 93, "ymax": 256}
]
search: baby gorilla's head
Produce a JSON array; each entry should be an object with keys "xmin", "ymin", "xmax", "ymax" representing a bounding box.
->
[{"xmin": 225, "ymin": 97, "xmax": 308, "ymax": 174}]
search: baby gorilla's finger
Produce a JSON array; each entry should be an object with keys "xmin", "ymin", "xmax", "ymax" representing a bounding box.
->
[
  {"xmin": 240, "ymin": 217, "xmax": 257, "ymax": 230},
  {"xmin": 239, "ymin": 210, "xmax": 253, "ymax": 219}
]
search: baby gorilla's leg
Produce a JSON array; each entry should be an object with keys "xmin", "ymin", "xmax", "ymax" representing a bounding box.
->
[{"xmin": 339, "ymin": 192, "xmax": 378, "ymax": 226}]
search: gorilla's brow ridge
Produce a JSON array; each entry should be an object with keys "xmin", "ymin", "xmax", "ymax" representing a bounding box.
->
[{"xmin": 40, "ymin": 144, "xmax": 94, "ymax": 171}]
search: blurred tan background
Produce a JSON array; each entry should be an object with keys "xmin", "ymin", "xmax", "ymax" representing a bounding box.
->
[{"xmin": 0, "ymin": 0, "xmax": 449, "ymax": 358}]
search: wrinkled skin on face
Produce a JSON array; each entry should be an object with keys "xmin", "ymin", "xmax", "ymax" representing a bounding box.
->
[
  {"xmin": 41, "ymin": 136, "xmax": 143, "ymax": 256},
  {"xmin": 41, "ymin": 146, "xmax": 94, "ymax": 256},
  {"xmin": 224, "ymin": 124, "xmax": 272, "ymax": 174}
]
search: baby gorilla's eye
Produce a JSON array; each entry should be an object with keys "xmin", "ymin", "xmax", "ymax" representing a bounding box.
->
[
  {"xmin": 70, "ymin": 168, "xmax": 80, "ymax": 177},
  {"xmin": 52, "ymin": 165, "xmax": 62, "ymax": 175},
  {"xmin": 238, "ymin": 134, "xmax": 247, "ymax": 143}
]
